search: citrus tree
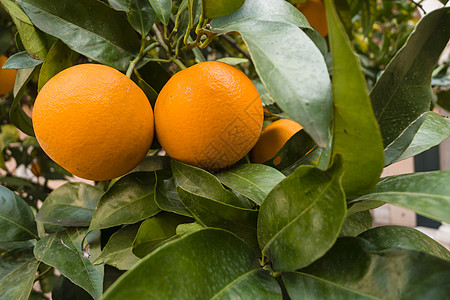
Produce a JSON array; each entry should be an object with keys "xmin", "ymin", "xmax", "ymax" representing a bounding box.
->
[{"xmin": 1, "ymin": 0, "xmax": 450, "ymax": 299}]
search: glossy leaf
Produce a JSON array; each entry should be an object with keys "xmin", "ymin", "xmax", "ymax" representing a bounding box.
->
[
  {"xmin": 108, "ymin": 0, "xmax": 156, "ymax": 36},
  {"xmin": 354, "ymin": 171, "xmax": 450, "ymax": 223},
  {"xmin": 370, "ymin": 7, "xmax": 450, "ymax": 148},
  {"xmin": 171, "ymin": 160, "xmax": 249, "ymax": 208},
  {"xmin": 258, "ymin": 157, "xmax": 346, "ymax": 272},
  {"xmin": 211, "ymin": 0, "xmax": 331, "ymax": 147},
  {"xmin": 0, "ymin": 185, "xmax": 38, "ymax": 242},
  {"xmin": 154, "ymin": 171, "xmax": 192, "ymax": 217},
  {"xmin": 0, "ymin": 0, "xmax": 48, "ymax": 59},
  {"xmin": 359, "ymin": 225, "xmax": 450, "ymax": 262},
  {"xmin": 89, "ymin": 172, "xmax": 161, "ymax": 232},
  {"xmin": 10, "ymin": 67, "xmax": 37, "ymax": 136},
  {"xmin": 202, "ymin": 0, "xmax": 245, "ymax": 19},
  {"xmin": 18, "ymin": 0, "xmax": 141, "ymax": 71},
  {"xmin": 283, "ymin": 272, "xmax": 376, "ymax": 300},
  {"xmin": 132, "ymin": 212, "xmax": 193, "ymax": 258},
  {"xmin": 34, "ymin": 228, "xmax": 103, "ymax": 299},
  {"xmin": 0, "ymin": 249, "xmax": 39, "ymax": 300},
  {"xmin": 177, "ymin": 187, "xmax": 259, "ymax": 253},
  {"xmin": 102, "ymin": 229, "xmax": 282, "ymax": 299},
  {"xmin": 38, "ymin": 39, "xmax": 77, "ymax": 92},
  {"xmin": 36, "ymin": 182, "xmax": 103, "ymax": 227},
  {"xmin": 216, "ymin": 164, "xmax": 285, "ymax": 205},
  {"xmin": 94, "ymin": 223, "xmax": 140, "ymax": 270},
  {"xmin": 148, "ymin": 0, "xmax": 171, "ymax": 26},
  {"xmin": 340, "ymin": 210, "xmax": 372, "ymax": 237},
  {"xmin": 325, "ymin": 0, "xmax": 384, "ymax": 197},
  {"xmin": 3, "ymin": 51, "xmax": 42, "ymax": 68},
  {"xmin": 301, "ymin": 237, "xmax": 450, "ymax": 299}
]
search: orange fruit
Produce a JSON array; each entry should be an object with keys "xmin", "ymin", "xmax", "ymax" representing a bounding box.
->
[
  {"xmin": 0, "ymin": 55, "xmax": 17, "ymax": 95},
  {"xmin": 297, "ymin": 0, "xmax": 328, "ymax": 37},
  {"xmin": 155, "ymin": 61, "xmax": 263, "ymax": 170},
  {"xmin": 32, "ymin": 64, "xmax": 154, "ymax": 181},
  {"xmin": 250, "ymin": 119, "xmax": 303, "ymax": 164}
]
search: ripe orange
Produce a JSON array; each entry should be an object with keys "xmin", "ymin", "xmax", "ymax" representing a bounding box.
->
[
  {"xmin": 297, "ymin": 0, "xmax": 328, "ymax": 37},
  {"xmin": 155, "ymin": 61, "xmax": 263, "ymax": 170},
  {"xmin": 250, "ymin": 119, "xmax": 303, "ymax": 164},
  {"xmin": 0, "ymin": 55, "xmax": 17, "ymax": 95},
  {"xmin": 32, "ymin": 64, "xmax": 154, "ymax": 181}
]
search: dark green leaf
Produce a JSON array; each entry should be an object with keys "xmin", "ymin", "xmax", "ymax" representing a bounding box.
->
[
  {"xmin": 52, "ymin": 276, "xmax": 93, "ymax": 300},
  {"xmin": 38, "ymin": 40, "xmax": 77, "ymax": 92},
  {"xmin": 0, "ymin": 185, "xmax": 38, "ymax": 242},
  {"xmin": 36, "ymin": 182, "xmax": 103, "ymax": 227},
  {"xmin": 359, "ymin": 225, "xmax": 450, "ymax": 262},
  {"xmin": 257, "ymin": 156, "xmax": 346, "ymax": 272},
  {"xmin": 211, "ymin": 0, "xmax": 331, "ymax": 147},
  {"xmin": 216, "ymin": 164, "xmax": 285, "ymax": 205},
  {"xmin": 301, "ymin": 237, "xmax": 450, "ymax": 300},
  {"xmin": 34, "ymin": 228, "xmax": 103, "ymax": 299},
  {"xmin": 202, "ymin": 0, "xmax": 245, "ymax": 19},
  {"xmin": 370, "ymin": 7, "xmax": 450, "ymax": 148},
  {"xmin": 0, "ymin": 124, "xmax": 19, "ymax": 151},
  {"xmin": 283, "ymin": 272, "xmax": 376, "ymax": 300},
  {"xmin": 354, "ymin": 171, "xmax": 450, "ymax": 223},
  {"xmin": 132, "ymin": 212, "xmax": 193, "ymax": 258},
  {"xmin": 132, "ymin": 156, "xmax": 171, "ymax": 172},
  {"xmin": 325, "ymin": 0, "xmax": 384, "ymax": 197},
  {"xmin": 10, "ymin": 67, "xmax": 37, "ymax": 136},
  {"xmin": 148, "ymin": 0, "xmax": 172, "ymax": 26},
  {"xmin": 154, "ymin": 171, "xmax": 192, "ymax": 217},
  {"xmin": 0, "ymin": 248, "xmax": 39, "ymax": 300},
  {"xmin": 108, "ymin": 0, "xmax": 157, "ymax": 36},
  {"xmin": 0, "ymin": 26, "xmax": 13, "ymax": 54},
  {"xmin": 3, "ymin": 51, "xmax": 42, "ymax": 68},
  {"xmin": 177, "ymin": 187, "xmax": 259, "ymax": 253},
  {"xmin": 18, "ymin": 0, "xmax": 141, "ymax": 71},
  {"xmin": 171, "ymin": 160, "xmax": 250, "ymax": 208},
  {"xmin": 340, "ymin": 210, "xmax": 372, "ymax": 237},
  {"xmin": 94, "ymin": 223, "xmax": 140, "ymax": 270},
  {"xmin": 0, "ymin": 240, "xmax": 35, "ymax": 252},
  {"xmin": 102, "ymin": 229, "xmax": 282, "ymax": 299},
  {"xmin": 88, "ymin": 172, "xmax": 161, "ymax": 232}
]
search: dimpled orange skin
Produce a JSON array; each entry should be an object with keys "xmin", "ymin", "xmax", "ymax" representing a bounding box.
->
[
  {"xmin": 250, "ymin": 119, "xmax": 303, "ymax": 164},
  {"xmin": 0, "ymin": 55, "xmax": 17, "ymax": 95},
  {"xmin": 32, "ymin": 64, "xmax": 154, "ymax": 181},
  {"xmin": 155, "ymin": 61, "xmax": 263, "ymax": 170},
  {"xmin": 297, "ymin": 0, "xmax": 328, "ymax": 37}
]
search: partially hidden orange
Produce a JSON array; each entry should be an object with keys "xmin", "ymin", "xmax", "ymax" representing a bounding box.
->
[
  {"xmin": 155, "ymin": 61, "xmax": 263, "ymax": 170},
  {"xmin": 0, "ymin": 55, "xmax": 17, "ymax": 95},
  {"xmin": 250, "ymin": 119, "xmax": 303, "ymax": 164},
  {"xmin": 32, "ymin": 64, "xmax": 154, "ymax": 181},
  {"xmin": 297, "ymin": 0, "xmax": 328, "ymax": 37}
]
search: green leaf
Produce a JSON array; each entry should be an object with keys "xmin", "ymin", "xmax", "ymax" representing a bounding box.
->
[
  {"xmin": 52, "ymin": 276, "xmax": 93, "ymax": 300},
  {"xmin": 324, "ymin": 0, "xmax": 384, "ymax": 197},
  {"xmin": 102, "ymin": 229, "xmax": 282, "ymax": 299},
  {"xmin": 154, "ymin": 171, "xmax": 192, "ymax": 217},
  {"xmin": 94, "ymin": 223, "xmax": 140, "ymax": 270},
  {"xmin": 0, "ymin": 124, "xmax": 19, "ymax": 151},
  {"xmin": 177, "ymin": 187, "xmax": 259, "ymax": 253},
  {"xmin": 301, "ymin": 237, "xmax": 450, "ymax": 300},
  {"xmin": 18, "ymin": 0, "xmax": 141, "ymax": 71},
  {"xmin": 38, "ymin": 40, "xmax": 77, "ymax": 92},
  {"xmin": 353, "ymin": 171, "xmax": 450, "ymax": 223},
  {"xmin": 88, "ymin": 172, "xmax": 161, "ymax": 232},
  {"xmin": 359, "ymin": 225, "xmax": 450, "ymax": 262},
  {"xmin": 211, "ymin": 0, "xmax": 331, "ymax": 147},
  {"xmin": 257, "ymin": 156, "xmax": 346, "ymax": 272},
  {"xmin": 370, "ymin": 7, "xmax": 450, "ymax": 148},
  {"xmin": 36, "ymin": 182, "xmax": 103, "ymax": 227},
  {"xmin": 34, "ymin": 228, "xmax": 103, "ymax": 299},
  {"xmin": 0, "ymin": 0, "xmax": 48, "ymax": 59},
  {"xmin": 340, "ymin": 210, "xmax": 372, "ymax": 237},
  {"xmin": 283, "ymin": 272, "xmax": 376, "ymax": 300},
  {"xmin": 132, "ymin": 212, "xmax": 193, "ymax": 258},
  {"xmin": 148, "ymin": 0, "xmax": 172, "ymax": 26},
  {"xmin": 0, "ymin": 26, "xmax": 13, "ymax": 54},
  {"xmin": 3, "ymin": 51, "xmax": 42, "ymax": 68},
  {"xmin": 0, "ymin": 186, "xmax": 38, "ymax": 242},
  {"xmin": 171, "ymin": 160, "xmax": 250, "ymax": 208},
  {"xmin": 108, "ymin": 0, "xmax": 157, "ymax": 36},
  {"xmin": 0, "ymin": 249, "xmax": 40, "ymax": 300},
  {"xmin": 202, "ymin": 0, "xmax": 245, "ymax": 19},
  {"xmin": 216, "ymin": 164, "xmax": 285, "ymax": 205},
  {"xmin": 347, "ymin": 0, "xmax": 377, "ymax": 36},
  {"xmin": 216, "ymin": 57, "xmax": 249, "ymax": 66}
]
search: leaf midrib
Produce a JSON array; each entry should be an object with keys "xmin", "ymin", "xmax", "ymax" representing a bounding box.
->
[{"xmin": 0, "ymin": 214, "xmax": 37, "ymax": 240}]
